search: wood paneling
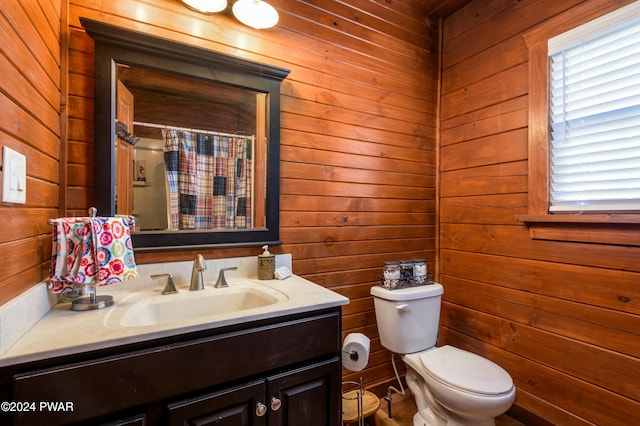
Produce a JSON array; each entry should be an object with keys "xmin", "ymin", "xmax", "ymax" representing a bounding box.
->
[
  {"xmin": 4, "ymin": 0, "xmax": 637, "ymax": 423},
  {"xmin": 58, "ymin": 0, "xmax": 438, "ymax": 397},
  {"xmin": 415, "ymin": 0, "xmax": 474, "ymax": 22},
  {"xmin": 439, "ymin": 0, "xmax": 640, "ymax": 422},
  {"xmin": 0, "ymin": 0, "xmax": 61, "ymax": 305}
]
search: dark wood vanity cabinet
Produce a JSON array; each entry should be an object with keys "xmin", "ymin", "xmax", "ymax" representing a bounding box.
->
[
  {"xmin": 0, "ymin": 309, "xmax": 342, "ymax": 426},
  {"xmin": 169, "ymin": 358, "xmax": 338, "ymax": 426}
]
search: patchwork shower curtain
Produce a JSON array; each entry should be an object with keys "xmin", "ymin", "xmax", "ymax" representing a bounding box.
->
[{"xmin": 162, "ymin": 129, "xmax": 253, "ymax": 230}]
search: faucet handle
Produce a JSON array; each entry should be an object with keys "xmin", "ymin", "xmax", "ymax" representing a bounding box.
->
[
  {"xmin": 151, "ymin": 274, "xmax": 178, "ymax": 295},
  {"xmin": 215, "ymin": 267, "xmax": 238, "ymax": 288}
]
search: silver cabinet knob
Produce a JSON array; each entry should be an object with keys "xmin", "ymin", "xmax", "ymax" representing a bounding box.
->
[
  {"xmin": 256, "ymin": 402, "xmax": 267, "ymax": 417},
  {"xmin": 270, "ymin": 397, "xmax": 282, "ymax": 411}
]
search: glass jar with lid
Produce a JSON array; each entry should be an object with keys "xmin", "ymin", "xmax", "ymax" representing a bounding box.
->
[
  {"xmin": 412, "ymin": 259, "xmax": 427, "ymax": 285},
  {"xmin": 383, "ymin": 261, "xmax": 400, "ymax": 289}
]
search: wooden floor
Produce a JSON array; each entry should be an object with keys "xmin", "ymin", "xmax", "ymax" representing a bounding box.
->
[{"xmin": 372, "ymin": 390, "xmax": 524, "ymax": 426}]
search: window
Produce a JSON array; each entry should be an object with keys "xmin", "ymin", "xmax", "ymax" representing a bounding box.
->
[
  {"xmin": 547, "ymin": 3, "xmax": 640, "ymax": 213},
  {"xmin": 521, "ymin": 0, "xmax": 640, "ymax": 245}
]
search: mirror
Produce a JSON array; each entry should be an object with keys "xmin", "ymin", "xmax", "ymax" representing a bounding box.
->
[
  {"xmin": 116, "ymin": 66, "xmax": 268, "ymax": 232},
  {"xmin": 81, "ymin": 18, "xmax": 290, "ymax": 252}
]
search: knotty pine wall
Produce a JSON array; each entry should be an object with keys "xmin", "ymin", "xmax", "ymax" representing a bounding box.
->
[
  {"xmin": 4, "ymin": 0, "xmax": 639, "ymax": 423},
  {"xmin": 0, "ymin": 1, "xmax": 62, "ymax": 306},
  {"xmin": 72, "ymin": 0, "xmax": 437, "ymax": 397},
  {"xmin": 439, "ymin": 0, "xmax": 640, "ymax": 423}
]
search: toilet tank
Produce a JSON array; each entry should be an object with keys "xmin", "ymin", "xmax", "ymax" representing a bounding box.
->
[{"xmin": 370, "ymin": 284, "xmax": 443, "ymax": 354}]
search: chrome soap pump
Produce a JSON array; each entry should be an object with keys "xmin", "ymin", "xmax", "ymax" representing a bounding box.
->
[{"xmin": 258, "ymin": 245, "xmax": 275, "ymax": 280}]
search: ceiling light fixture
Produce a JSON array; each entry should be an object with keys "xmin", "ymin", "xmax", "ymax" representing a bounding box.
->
[
  {"xmin": 182, "ymin": 0, "xmax": 227, "ymax": 14},
  {"xmin": 232, "ymin": 0, "xmax": 279, "ymax": 29}
]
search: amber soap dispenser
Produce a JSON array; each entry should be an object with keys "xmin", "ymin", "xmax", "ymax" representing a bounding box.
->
[{"xmin": 258, "ymin": 245, "xmax": 275, "ymax": 280}]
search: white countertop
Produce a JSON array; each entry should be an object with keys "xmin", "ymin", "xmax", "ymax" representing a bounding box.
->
[{"xmin": 0, "ymin": 256, "xmax": 348, "ymax": 367}]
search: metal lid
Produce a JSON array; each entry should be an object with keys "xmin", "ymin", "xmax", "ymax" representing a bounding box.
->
[
  {"xmin": 419, "ymin": 346, "xmax": 513, "ymax": 395},
  {"xmin": 370, "ymin": 283, "xmax": 443, "ymax": 301}
]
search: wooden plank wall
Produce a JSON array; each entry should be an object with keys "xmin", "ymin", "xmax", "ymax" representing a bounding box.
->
[
  {"xmin": 439, "ymin": 0, "xmax": 640, "ymax": 423},
  {"xmin": 62, "ymin": 0, "xmax": 437, "ymax": 396},
  {"xmin": 0, "ymin": 1, "xmax": 62, "ymax": 305},
  {"xmin": 8, "ymin": 0, "xmax": 637, "ymax": 423}
]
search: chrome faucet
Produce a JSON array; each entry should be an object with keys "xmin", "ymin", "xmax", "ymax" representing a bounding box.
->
[
  {"xmin": 215, "ymin": 267, "xmax": 238, "ymax": 288},
  {"xmin": 190, "ymin": 254, "xmax": 207, "ymax": 291},
  {"xmin": 151, "ymin": 274, "xmax": 178, "ymax": 295}
]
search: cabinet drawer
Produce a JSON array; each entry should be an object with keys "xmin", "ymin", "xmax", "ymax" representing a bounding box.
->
[{"xmin": 10, "ymin": 311, "xmax": 340, "ymax": 425}]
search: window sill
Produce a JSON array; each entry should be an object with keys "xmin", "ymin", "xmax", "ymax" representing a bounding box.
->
[{"xmin": 516, "ymin": 214, "xmax": 640, "ymax": 246}]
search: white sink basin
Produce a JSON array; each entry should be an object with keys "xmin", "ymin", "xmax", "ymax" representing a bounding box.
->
[{"xmin": 105, "ymin": 283, "xmax": 288, "ymax": 328}]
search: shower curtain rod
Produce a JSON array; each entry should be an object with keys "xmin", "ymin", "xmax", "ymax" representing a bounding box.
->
[{"xmin": 132, "ymin": 121, "xmax": 254, "ymax": 140}]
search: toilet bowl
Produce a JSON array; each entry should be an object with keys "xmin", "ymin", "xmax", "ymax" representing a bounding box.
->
[
  {"xmin": 370, "ymin": 284, "xmax": 516, "ymax": 426},
  {"xmin": 403, "ymin": 346, "xmax": 515, "ymax": 426}
]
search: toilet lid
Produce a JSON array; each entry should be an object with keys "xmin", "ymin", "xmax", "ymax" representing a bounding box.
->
[{"xmin": 419, "ymin": 346, "xmax": 513, "ymax": 395}]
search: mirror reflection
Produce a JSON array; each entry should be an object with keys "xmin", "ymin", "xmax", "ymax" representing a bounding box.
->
[{"xmin": 115, "ymin": 66, "xmax": 268, "ymax": 232}]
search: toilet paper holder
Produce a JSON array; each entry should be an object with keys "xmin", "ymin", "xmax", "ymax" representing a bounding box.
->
[
  {"xmin": 342, "ymin": 377, "xmax": 365, "ymax": 426},
  {"xmin": 342, "ymin": 333, "xmax": 370, "ymax": 372},
  {"xmin": 342, "ymin": 347, "xmax": 360, "ymax": 361}
]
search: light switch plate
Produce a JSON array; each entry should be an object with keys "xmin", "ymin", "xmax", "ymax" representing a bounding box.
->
[{"xmin": 2, "ymin": 146, "xmax": 27, "ymax": 204}]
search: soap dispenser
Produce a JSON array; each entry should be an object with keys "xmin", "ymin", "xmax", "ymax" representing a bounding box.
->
[{"xmin": 258, "ymin": 245, "xmax": 275, "ymax": 280}]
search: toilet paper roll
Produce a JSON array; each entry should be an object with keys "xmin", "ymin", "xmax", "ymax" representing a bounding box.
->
[{"xmin": 342, "ymin": 333, "xmax": 370, "ymax": 372}]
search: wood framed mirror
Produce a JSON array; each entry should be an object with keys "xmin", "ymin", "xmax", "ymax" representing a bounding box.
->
[{"xmin": 82, "ymin": 18, "xmax": 289, "ymax": 252}]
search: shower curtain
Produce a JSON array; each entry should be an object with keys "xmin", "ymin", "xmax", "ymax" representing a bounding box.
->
[{"xmin": 162, "ymin": 129, "xmax": 253, "ymax": 230}]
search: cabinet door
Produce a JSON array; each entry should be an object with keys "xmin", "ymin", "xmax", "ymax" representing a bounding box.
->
[
  {"xmin": 267, "ymin": 357, "xmax": 341, "ymax": 426},
  {"xmin": 168, "ymin": 379, "xmax": 266, "ymax": 426}
]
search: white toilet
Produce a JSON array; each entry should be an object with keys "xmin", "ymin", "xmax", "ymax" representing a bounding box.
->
[{"xmin": 371, "ymin": 284, "xmax": 515, "ymax": 426}]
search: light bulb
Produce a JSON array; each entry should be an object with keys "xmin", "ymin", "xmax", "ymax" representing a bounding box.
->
[
  {"xmin": 232, "ymin": 0, "xmax": 279, "ymax": 29},
  {"xmin": 182, "ymin": 0, "xmax": 227, "ymax": 14}
]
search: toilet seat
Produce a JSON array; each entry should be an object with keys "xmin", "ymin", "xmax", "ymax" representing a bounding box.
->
[{"xmin": 419, "ymin": 346, "xmax": 513, "ymax": 396}]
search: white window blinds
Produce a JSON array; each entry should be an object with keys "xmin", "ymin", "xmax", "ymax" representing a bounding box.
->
[{"xmin": 547, "ymin": 1, "xmax": 640, "ymax": 213}]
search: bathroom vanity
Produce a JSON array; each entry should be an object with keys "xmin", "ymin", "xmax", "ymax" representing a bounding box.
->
[{"xmin": 0, "ymin": 262, "xmax": 348, "ymax": 426}]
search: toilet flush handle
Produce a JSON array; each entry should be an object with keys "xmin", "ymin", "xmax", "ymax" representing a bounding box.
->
[{"xmin": 395, "ymin": 303, "xmax": 409, "ymax": 312}]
